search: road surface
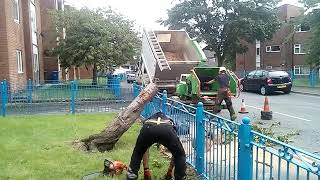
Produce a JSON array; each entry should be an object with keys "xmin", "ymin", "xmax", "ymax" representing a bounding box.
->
[{"xmin": 218, "ymin": 91, "xmax": 320, "ymax": 153}]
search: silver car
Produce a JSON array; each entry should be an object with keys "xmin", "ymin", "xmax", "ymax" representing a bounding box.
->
[{"xmin": 127, "ymin": 72, "xmax": 136, "ymax": 83}]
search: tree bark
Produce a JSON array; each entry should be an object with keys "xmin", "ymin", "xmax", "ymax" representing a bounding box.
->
[
  {"xmin": 78, "ymin": 83, "xmax": 159, "ymax": 152},
  {"xmin": 92, "ymin": 63, "xmax": 97, "ymax": 85}
]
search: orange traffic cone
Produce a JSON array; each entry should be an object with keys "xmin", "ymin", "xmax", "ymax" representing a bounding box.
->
[
  {"xmin": 261, "ymin": 96, "xmax": 272, "ymax": 120},
  {"xmin": 263, "ymin": 96, "xmax": 270, "ymax": 112},
  {"xmin": 238, "ymin": 99, "xmax": 248, "ymax": 114}
]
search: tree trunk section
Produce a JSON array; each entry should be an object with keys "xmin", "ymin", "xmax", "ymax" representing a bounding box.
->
[
  {"xmin": 217, "ymin": 54, "xmax": 223, "ymax": 67},
  {"xmin": 78, "ymin": 83, "xmax": 158, "ymax": 152},
  {"xmin": 92, "ymin": 63, "xmax": 97, "ymax": 85}
]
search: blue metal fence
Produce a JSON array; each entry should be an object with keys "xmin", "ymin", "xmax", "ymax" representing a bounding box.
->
[
  {"xmin": 134, "ymin": 83, "xmax": 320, "ymax": 180},
  {"xmin": 0, "ymin": 79, "xmax": 133, "ymax": 115}
]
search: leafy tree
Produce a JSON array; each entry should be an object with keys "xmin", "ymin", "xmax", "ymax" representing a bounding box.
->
[
  {"xmin": 51, "ymin": 8, "xmax": 140, "ymax": 84},
  {"xmin": 160, "ymin": 0, "xmax": 281, "ymax": 67},
  {"xmin": 302, "ymin": 0, "xmax": 320, "ymax": 68}
]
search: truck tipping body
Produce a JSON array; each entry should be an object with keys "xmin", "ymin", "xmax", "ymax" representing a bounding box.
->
[{"xmin": 136, "ymin": 29, "xmax": 206, "ymax": 94}]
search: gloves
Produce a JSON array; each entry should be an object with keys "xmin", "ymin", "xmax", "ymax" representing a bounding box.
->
[{"xmin": 144, "ymin": 168, "xmax": 152, "ymax": 180}]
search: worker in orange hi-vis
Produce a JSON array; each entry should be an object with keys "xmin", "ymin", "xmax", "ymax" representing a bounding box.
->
[{"xmin": 205, "ymin": 67, "xmax": 237, "ymax": 121}]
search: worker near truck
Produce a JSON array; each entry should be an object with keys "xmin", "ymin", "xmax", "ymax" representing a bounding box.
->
[
  {"xmin": 126, "ymin": 112, "xmax": 187, "ymax": 180},
  {"xmin": 205, "ymin": 67, "xmax": 237, "ymax": 121}
]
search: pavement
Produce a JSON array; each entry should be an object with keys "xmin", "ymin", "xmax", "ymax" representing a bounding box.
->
[
  {"xmin": 217, "ymin": 91, "xmax": 320, "ymax": 153},
  {"xmin": 291, "ymin": 86, "xmax": 320, "ymax": 96}
]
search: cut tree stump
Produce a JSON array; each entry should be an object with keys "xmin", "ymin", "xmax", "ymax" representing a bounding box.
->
[{"xmin": 77, "ymin": 83, "xmax": 158, "ymax": 152}]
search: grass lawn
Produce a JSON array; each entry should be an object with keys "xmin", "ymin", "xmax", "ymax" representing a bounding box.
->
[
  {"xmin": 31, "ymin": 85, "xmax": 116, "ymax": 101},
  {"xmin": 0, "ymin": 113, "xmax": 173, "ymax": 180}
]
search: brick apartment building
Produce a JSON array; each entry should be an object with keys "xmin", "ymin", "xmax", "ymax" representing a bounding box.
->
[
  {"xmin": 41, "ymin": 0, "xmax": 93, "ymax": 81},
  {"xmin": 236, "ymin": 4, "xmax": 312, "ymax": 77},
  {"xmin": 0, "ymin": 0, "xmax": 92, "ymax": 88},
  {"xmin": 0, "ymin": 0, "xmax": 43, "ymax": 87}
]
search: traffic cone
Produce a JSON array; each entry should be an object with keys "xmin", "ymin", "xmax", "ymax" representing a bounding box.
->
[
  {"xmin": 261, "ymin": 96, "xmax": 272, "ymax": 120},
  {"xmin": 238, "ymin": 99, "xmax": 248, "ymax": 114},
  {"xmin": 263, "ymin": 96, "xmax": 270, "ymax": 112}
]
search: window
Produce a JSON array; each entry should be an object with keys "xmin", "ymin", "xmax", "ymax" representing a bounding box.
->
[
  {"xmin": 16, "ymin": 50, "xmax": 23, "ymax": 73},
  {"xmin": 256, "ymin": 47, "xmax": 260, "ymax": 56},
  {"xmin": 13, "ymin": 0, "xmax": 20, "ymax": 23},
  {"xmin": 296, "ymin": 24, "xmax": 310, "ymax": 32},
  {"xmin": 247, "ymin": 71, "xmax": 256, "ymax": 78},
  {"xmin": 294, "ymin": 65, "xmax": 309, "ymax": 75},
  {"xmin": 294, "ymin": 44, "xmax": 305, "ymax": 54},
  {"xmin": 266, "ymin": 45, "xmax": 280, "ymax": 52},
  {"xmin": 266, "ymin": 66, "xmax": 272, "ymax": 70},
  {"xmin": 269, "ymin": 71, "xmax": 289, "ymax": 77},
  {"xmin": 255, "ymin": 70, "xmax": 263, "ymax": 77},
  {"xmin": 58, "ymin": 0, "xmax": 63, "ymax": 10}
]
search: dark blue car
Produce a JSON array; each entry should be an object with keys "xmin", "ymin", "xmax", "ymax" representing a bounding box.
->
[{"xmin": 240, "ymin": 70, "xmax": 292, "ymax": 95}]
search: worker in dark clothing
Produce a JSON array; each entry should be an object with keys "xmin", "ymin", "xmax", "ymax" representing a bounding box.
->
[
  {"xmin": 126, "ymin": 112, "xmax": 187, "ymax": 180},
  {"xmin": 205, "ymin": 67, "xmax": 237, "ymax": 121}
]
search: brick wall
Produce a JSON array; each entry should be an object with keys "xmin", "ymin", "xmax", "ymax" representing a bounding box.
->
[
  {"xmin": 5, "ymin": 0, "xmax": 27, "ymax": 87},
  {"xmin": 40, "ymin": 0, "xmax": 59, "ymax": 81},
  {"xmin": 0, "ymin": 0, "xmax": 10, "ymax": 80},
  {"xmin": 22, "ymin": 0, "xmax": 44, "ymax": 83},
  {"xmin": 236, "ymin": 4, "xmax": 310, "ymax": 72}
]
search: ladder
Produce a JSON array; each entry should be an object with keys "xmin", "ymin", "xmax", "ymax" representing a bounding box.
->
[{"xmin": 147, "ymin": 31, "xmax": 171, "ymax": 71}]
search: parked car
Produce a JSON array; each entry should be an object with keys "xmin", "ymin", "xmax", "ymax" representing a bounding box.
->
[
  {"xmin": 240, "ymin": 70, "xmax": 292, "ymax": 95},
  {"xmin": 126, "ymin": 72, "xmax": 136, "ymax": 83}
]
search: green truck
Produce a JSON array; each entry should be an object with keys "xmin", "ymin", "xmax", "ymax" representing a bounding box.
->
[{"xmin": 175, "ymin": 67, "xmax": 240, "ymax": 108}]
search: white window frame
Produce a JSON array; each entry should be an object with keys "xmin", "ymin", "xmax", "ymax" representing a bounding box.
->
[
  {"xmin": 296, "ymin": 24, "xmax": 310, "ymax": 32},
  {"xmin": 13, "ymin": 0, "xmax": 20, "ymax": 23},
  {"xmin": 266, "ymin": 66, "xmax": 272, "ymax": 70},
  {"xmin": 294, "ymin": 65, "xmax": 309, "ymax": 75},
  {"xmin": 266, "ymin": 45, "xmax": 280, "ymax": 53},
  {"xmin": 294, "ymin": 44, "xmax": 305, "ymax": 55},
  {"xmin": 16, "ymin": 50, "xmax": 23, "ymax": 73}
]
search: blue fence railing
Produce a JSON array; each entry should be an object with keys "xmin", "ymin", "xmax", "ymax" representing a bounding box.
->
[
  {"xmin": 1, "ymin": 79, "xmax": 320, "ymax": 179},
  {"xmin": 0, "ymin": 79, "xmax": 132, "ymax": 116},
  {"xmin": 134, "ymin": 83, "xmax": 320, "ymax": 180}
]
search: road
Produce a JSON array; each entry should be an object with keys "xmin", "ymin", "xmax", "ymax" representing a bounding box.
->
[{"xmin": 218, "ymin": 91, "xmax": 320, "ymax": 153}]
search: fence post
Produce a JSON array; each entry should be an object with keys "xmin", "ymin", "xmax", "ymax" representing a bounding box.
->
[
  {"xmin": 238, "ymin": 117, "xmax": 253, "ymax": 180},
  {"xmin": 162, "ymin": 90, "xmax": 167, "ymax": 115},
  {"xmin": 71, "ymin": 81, "xmax": 75, "ymax": 114},
  {"xmin": 310, "ymin": 70, "xmax": 316, "ymax": 88},
  {"xmin": 133, "ymin": 81, "xmax": 138, "ymax": 97},
  {"xmin": 27, "ymin": 79, "xmax": 32, "ymax": 103},
  {"xmin": 115, "ymin": 76, "xmax": 121, "ymax": 98},
  {"xmin": 195, "ymin": 102, "xmax": 205, "ymax": 176},
  {"xmin": 1, "ymin": 81, "xmax": 7, "ymax": 117}
]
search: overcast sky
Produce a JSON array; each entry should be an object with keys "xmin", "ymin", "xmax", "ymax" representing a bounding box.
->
[{"xmin": 65, "ymin": 0, "xmax": 302, "ymax": 30}]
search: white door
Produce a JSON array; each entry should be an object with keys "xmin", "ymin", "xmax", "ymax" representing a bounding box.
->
[
  {"xmin": 33, "ymin": 46, "xmax": 40, "ymax": 84},
  {"xmin": 256, "ymin": 40, "xmax": 261, "ymax": 69}
]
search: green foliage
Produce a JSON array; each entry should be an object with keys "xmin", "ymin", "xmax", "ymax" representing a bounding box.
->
[
  {"xmin": 50, "ymin": 8, "xmax": 140, "ymax": 73},
  {"xmin": 0, "ymin": 114, "xmax": 171, "ymax": 179},
  {"xmin": 304, "ymin": 5, "xmax": 320, "ymax": 68},
  {"xmin": 252, "ymin": 122, "xmax": 299, "ymax": 145},
  {"xmin": 161, "ymin": 0, "xmax": 281, "ymax": 67}
]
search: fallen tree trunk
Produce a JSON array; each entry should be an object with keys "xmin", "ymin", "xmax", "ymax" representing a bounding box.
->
[{"xmin": 78, "ymin": 83, "xmax": 158, "ymax": 152}]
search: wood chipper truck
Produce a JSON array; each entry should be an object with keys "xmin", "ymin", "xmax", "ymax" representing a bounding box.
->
[
  {"xmin": 175, "ymin": 67, "xmax": 240, "ymax": 109},
  {"xmin": 136, "ymin": 29, "xmax": 207, "ymax": 94}
]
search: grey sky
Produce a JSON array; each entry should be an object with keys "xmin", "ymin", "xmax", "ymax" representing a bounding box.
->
[{"xmin": 65, "ymin": 0, "xmax": 301, "ymax": 30}]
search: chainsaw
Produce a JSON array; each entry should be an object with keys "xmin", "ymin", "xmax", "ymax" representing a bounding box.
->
[{"xmin": 82, "ymin": 159, "xmax": 128, "ymax": 180}]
